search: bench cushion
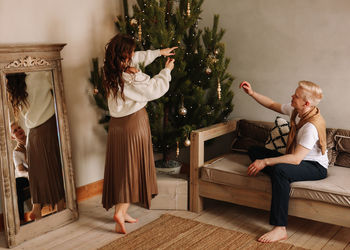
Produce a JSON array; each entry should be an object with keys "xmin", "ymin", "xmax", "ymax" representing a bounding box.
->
[{"xmin": 201, "ymin": 153, "xmax": 350, "ymax": 207}]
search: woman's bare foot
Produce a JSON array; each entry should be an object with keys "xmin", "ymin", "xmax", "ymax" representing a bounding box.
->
[
  {"xmin": 29, "ymin": 204, "xmax": 42, "ymax": 221},
  {"xmin": 124, "ymin": 213, "xmax": 137, "ymax": 223},
  {"xmin": 258, "ymin": 226, "xmax": 287, "ymax": 243},
  {"xmin": 29, "ymin": 210, "xmax": 42, "ymax": 221},
  {"xmin": 113, "ymin": 213, "xmax": 126, "ymax": 234}
]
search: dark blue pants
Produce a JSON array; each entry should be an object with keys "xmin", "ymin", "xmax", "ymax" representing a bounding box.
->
[
  {"xmin": 16, "ymin": 177, "xmax": 30, "ymax": 221},
  {"xmin": 248, "ymin": 146, "xmax": 327, "ymax": 226}
]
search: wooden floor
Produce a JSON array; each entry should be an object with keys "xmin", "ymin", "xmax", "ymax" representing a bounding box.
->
[{"xmin": 0, "ymin": 195, "xmax": 349, "ymax": 249}]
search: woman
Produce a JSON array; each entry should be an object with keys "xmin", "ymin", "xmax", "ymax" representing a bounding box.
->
[
  {"xmin": 102, "ymin": 33, "xmax": 176, "ymax": 234},
  {"xmin": 6, "ymin": 72, "xmax": 65, "ymax": 220},
  {"xmin": 240, "ymin": 80, "xmax": 328, "ymax": 243}
]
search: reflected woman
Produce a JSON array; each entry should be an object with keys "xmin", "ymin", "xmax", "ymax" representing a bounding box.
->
[{"xmin": 6, "ymin": 72, "xmax": 65, "ymax": 220}]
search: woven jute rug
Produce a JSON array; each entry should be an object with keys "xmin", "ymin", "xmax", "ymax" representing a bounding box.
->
[{"xmin": 99, "ymin": 214, "xmax": 305, "ymax": 250}]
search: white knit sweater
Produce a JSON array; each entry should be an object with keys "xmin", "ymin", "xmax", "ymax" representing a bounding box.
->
[
  {"xmin": 108, "ymin": 50, "xmax": 171, "ymax": 118},
  {"xmin": 21, "ymin": 71, "xmax": 55, "ymax": 129}
]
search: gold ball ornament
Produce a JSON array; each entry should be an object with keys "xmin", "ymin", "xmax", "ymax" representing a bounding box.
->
[
  {"xmin": 93, "ymin": 88, "xmax": 99, "ymax": 95},
  {"xmin": 205, "ymin": 67, "xmax": 212, "ymax": 74},
  {"xmin": 130, "ymin": 18, "xmax": 138, "ymax": 26},
  {"xmin": 179, "ymin": 106, "xmax": 187, "ymax": 116},
  {"xmin": 184, "ymin": 138, "xmax": 191, "ymax": 147}
]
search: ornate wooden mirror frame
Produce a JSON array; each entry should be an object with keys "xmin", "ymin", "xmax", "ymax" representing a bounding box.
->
[{"xmin": 0, "ymin": 44, "xmax": 78, "ymax": 247}]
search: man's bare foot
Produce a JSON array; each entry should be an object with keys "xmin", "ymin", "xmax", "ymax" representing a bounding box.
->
[
  {"xmin": 113, "ymin": 213, "xmax": 126, "ymax": 234},
  {"xmin": 258, "ymin": 226, "xmax": 287, "ymax": 243},
  {"xmin": 124, "ymin": 213, "xmax": 137, "ymax": 223}
]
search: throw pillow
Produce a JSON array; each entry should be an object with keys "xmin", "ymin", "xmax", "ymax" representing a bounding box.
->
[
  {"xmin": 231, "ymin": 119, "xmax": 272, "ymax": 153},
  {"xmin": 334, "ymin": 134, "xmax": 350, "ymax": 168},
  {"xmin": 265, "ymin": 116, "xmax": 290, "ymax": 154}
]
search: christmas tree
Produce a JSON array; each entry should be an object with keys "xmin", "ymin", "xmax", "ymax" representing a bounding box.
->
[{"xmin": 90, "ymin": 0, "xmax": 234, "ymax": 162}]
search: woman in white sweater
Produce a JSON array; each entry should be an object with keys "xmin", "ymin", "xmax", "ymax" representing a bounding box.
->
[
  {"xmin": 6, "ymin": 72, "xmax": 65, "ymax": 221},
  {"xmin": 102, "ymin": 33, "xmax": 176, "ymax": 234}
]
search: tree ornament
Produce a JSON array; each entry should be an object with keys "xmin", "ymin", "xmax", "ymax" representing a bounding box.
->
[
  {"xmin": 130, "ymin": 18, "xmax": 138, "ymax": 26},
  {"xmin": 187, "ymin": 1, "xmax": 191, "ymax": 17},
  {"xmin": 138, "ymin": 24, "xmax": 142, "ymax": 41},
  {"xmin": 93, "ymin": 88, "xmax": 99, "ymax": 95},
  {"xmin": 214, "ymin": 48, "xmax": 219, "ymax": 55},
  {"xmin": 205, "ymin": 67, "xmax": 212, "ymax": 74},
  {"xmin": 176, "ymin": 141, "xmax": 180, "ymax": 157},
  {"xmin": 178, "ymin": 96, "xmax": 187, "ymax": 116},
  {"xmin": 217, "ymin": 79, "xmax": 222, "ymax": 100},
  {"xmin": 179, "ymin": 106, "xmax": 187, "ymax": 116},
  {"xmin": 184, "ymin": 137, "xmax": 191, "ymax": 147}
]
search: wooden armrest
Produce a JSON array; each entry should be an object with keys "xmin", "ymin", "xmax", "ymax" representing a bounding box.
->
[
  {"xmin": 189, "ymin": 119, "xmax": 238, "ymax": 212},
  {"xmin": 190, "ymin": 119, "xmax": 237, "ymax": 169}
]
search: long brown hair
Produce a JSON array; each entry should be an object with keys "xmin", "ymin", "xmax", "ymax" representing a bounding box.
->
[
  {"xmin": 103, "ymin": 34, "xmax": 136, "ymax": 100},
  {"xmin": 6, "ymin": 73, "xmax": 28, "ymax": 118}
]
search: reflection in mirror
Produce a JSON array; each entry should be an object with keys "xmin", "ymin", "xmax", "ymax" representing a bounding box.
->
[{"xmin": 6, "ymin": 71, "xmax": 66, "ymax": 225}]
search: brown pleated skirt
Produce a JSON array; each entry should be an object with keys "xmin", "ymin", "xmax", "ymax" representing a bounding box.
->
[
  {"xmin": 27, "ymin": 115, "xmax": 65, "ymax": 207},
  {"xmin": 102, "ymin": 108, "xmax": 158, "ymax": 210}
]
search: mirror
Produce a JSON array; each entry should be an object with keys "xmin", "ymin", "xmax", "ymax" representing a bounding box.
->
[
  {"xmin": 6, "ymin": 70, "xmax": 66, "ymax": 224},
  {"xmin": 0, "ymin": 44, "xmax": 78, "ymax": 247}
]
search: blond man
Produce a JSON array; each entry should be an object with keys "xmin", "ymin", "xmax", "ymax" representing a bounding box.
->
[{"xmin": 240, "ymin": 80, "xmax": 328, "ymax": 243}]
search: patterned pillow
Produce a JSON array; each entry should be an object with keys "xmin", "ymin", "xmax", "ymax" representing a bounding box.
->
[{"xmin": 265, "ymin": 117, "xmax": 290, "ymax": 154}]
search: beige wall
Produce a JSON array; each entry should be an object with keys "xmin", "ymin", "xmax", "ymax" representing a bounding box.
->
[
  {"xmin": 0, "ymin": 0, "xmax": 121, "ymax": 187},
  {"xmin": 200, "ymin": 0, "xmax": 350, "ymax": 130}
]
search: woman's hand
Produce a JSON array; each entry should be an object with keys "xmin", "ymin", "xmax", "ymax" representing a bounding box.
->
[
  {"xmin": 247, "ymin": 159, "xmax": 267, "ymax": 176},
  {"xmin": 239, "ymin": 81, "xmax": 254, "ymax": 96},
  {"xmin": 165, "ymin": 57, "xmax": 175, "ymax": 71},
  {"xmin": 160, "ymin": 47, "xmax": 178, "ymax": 56}
]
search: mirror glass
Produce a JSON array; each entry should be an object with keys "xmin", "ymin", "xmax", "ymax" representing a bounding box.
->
[{"xmin": 5, "ymin": 70, "xmax": 66, "ymax": 225}]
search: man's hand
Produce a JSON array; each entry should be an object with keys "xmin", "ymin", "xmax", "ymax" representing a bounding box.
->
[
  {"xmin": 247, "ymin": 159, "xmax": 267, "ymax": 176},
  {"xmin": 239, "ymin": 81, "xmax": 254, "ymax": 96}
]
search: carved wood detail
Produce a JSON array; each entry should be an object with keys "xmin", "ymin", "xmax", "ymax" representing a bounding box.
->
[{"xmin": 5, "ymin": 56, "xmax": 50, "ymax": 69}]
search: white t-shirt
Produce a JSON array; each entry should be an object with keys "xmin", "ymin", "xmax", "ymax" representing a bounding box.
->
[
  {"xmin": 13, "ymin": 150, "xmax": 29, "ymax": 179},
  {"xmin": 108, "ymin": 50, "xmax": 171, "ymax": 118},
  {"xmin": 281, "ymin": 103, "xmax": 328, "ymax": 168}
]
